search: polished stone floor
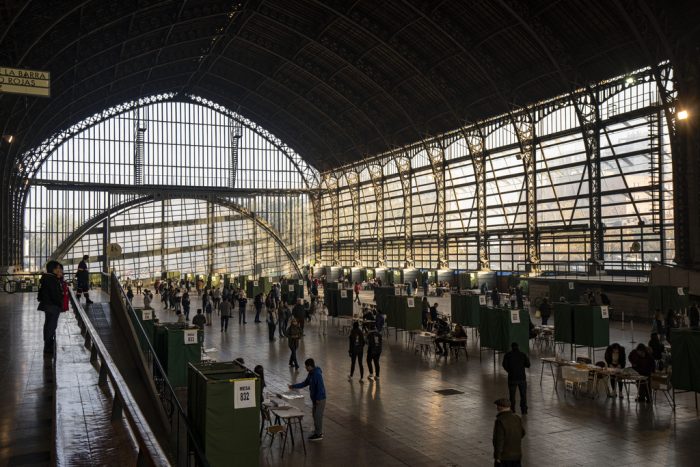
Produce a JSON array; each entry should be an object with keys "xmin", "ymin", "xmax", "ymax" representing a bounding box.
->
[{"xmin": 4, "ymin": 289, "xmax": 700, "ymax": 466}]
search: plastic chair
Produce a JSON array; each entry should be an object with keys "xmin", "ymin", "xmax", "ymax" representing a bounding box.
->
[{"xmin": 261, "ymin": 406, "xmax": 286, "ymax": 447}]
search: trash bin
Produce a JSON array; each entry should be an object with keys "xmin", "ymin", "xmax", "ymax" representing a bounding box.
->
[
  {"xmin": 188, "ymin": 361, "xmax": 261, "ymax": 467},
  {"xmin": 152, "ymin": 323, "xmax": 202, "ymax": 388}
]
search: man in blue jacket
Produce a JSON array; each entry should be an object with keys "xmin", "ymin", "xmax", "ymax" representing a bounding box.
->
[{"xmin": 289, "ymin": 358, "xmax": 326, "ymax": 441}]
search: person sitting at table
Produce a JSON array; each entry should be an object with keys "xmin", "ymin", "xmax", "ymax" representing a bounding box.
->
[
  {"xmin": 628, "ymin": 343, "xmax": 655, "ymax": 403},
  {"xmin": 648, "ymin": 332, "xmax": 664, "ymax": 370},
  {"xmin": 434, "ymin": 317, "xmax": 451, "ymax": 356},
  {"xmin": 362, "ymin": 307, "xmax": 376, "ymax": 332},
  {"xmin": 429, "ymin": 302, "xmax": 439, "ymax": 323},
  {"xmin": 604, "ymin": 343, "xmax": 626, "ymax": 398},
  {"xmin": 453, "ymin": 323, "xmax": 467, "ymax": 339}
]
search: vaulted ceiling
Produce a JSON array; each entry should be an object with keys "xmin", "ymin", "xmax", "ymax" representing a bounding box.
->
[{"xmin": 0, "ymin": 0, "xmax": 684, "ymax": 171}]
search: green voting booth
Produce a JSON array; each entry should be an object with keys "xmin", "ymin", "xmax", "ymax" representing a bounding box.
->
[
  {"xmin": 188, "ymin": 361, "xmax": 261, "ymax": 467},
  {"xmin": 386, "ymin": 295, "xmax": 422, "ymax": 330},
  {"xmin": 131, "ymin": 307, "xmax": 156, "ymax": 351},
  {"xmin": 324, "ymin": 282, "xmax": 353, "ymax": 317},
  {"xmin": 451, "ymin": 294, "xmax": 482, "ymax": 327},
  {"xmin": 282, "ymin": 278, "xmax": 304, "ymax": 303},
  {"xmin": 479, "ymin": 307, "xmax": 530, "ymax": 353},
  {"xmin": 572, "ymin": 304, "xmax": 610, "ymax": 348},
  {"xmin": 671, "ymin": 329, "xmax": 700, "ymax": 396},
  {"xmin": 553, "ymin": 302, "xmax": 574, "ymax": 343},
  {"xmin": 153, "ymin": 323, "xmax": 203, "ymax": 388}
]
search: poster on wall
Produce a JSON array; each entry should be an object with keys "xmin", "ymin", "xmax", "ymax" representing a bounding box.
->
[
  {"xmin": 479, "ymin": 295, "xmax": 486, "ymax": 305},
  {"xmin": 601, "ymin": 306, "xmax": 609, "ymax": 319},
  {"xmin": 289, "ymin": 285, "xmax": 295, "ymax": 292},
  {"xmin": 510, "ymin": 310, "xmax": 521, "ymax": 324},
  {"xmin": 298, "ymin": 280, "xmax": 304, "ymax": 285},
  {"xmin": 678, "ymin": 287, "xmax": 685, "ymax": 296},
  {"xmin": 568, "ymin": 282, "xmax": 574, "ymax": 290},
  {"xmin": 407, "ymin": 297, "xmax": 414, "ymax": 308},
  {"xmin": 341, "ymin": 289, "xmax": 348, "ymax": 299},
  {"xmin": 253, "ymin": 281, "xmax": 258, "ymax": 287}
]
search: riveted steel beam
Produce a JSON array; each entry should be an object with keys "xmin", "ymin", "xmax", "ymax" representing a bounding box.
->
[
  {"xmin": 369, "ymin": 164, "xmax": 386, "ymax": 267},
  {"xmin": 428, "ymin": 146, "xmax": 448, "ymax": 269},
  {"xmin": 395, "ymin": 156, "xmax": 413, "ymax": 268}
]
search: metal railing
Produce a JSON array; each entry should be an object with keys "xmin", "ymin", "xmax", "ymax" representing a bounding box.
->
[
  {"xmin": 107, "ymin": 272, "xmax": 209, "ymax": 467},
  {"xmin": 68, "ymin": 287, "xmax": 170, "ymax": 467},
  {"xmin": 519, "ymin": 260, "xmax": 656, "ymax": 283}
]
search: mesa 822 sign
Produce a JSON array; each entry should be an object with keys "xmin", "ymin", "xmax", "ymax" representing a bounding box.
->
[{"xmin": 233, "ymin": 379, "xmax": 257, "ymax": 409}]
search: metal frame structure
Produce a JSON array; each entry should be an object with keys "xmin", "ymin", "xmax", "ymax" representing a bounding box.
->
[{"xmin": 320, "ymin": 64, "xmax": 677, "ymax": 274}]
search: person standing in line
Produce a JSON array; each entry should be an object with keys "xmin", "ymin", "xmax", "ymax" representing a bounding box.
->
[
  {"xmin": 220, "ymin": 297, "xmax": 232, "ymax": 332},
  {"xmin": 689, "ymin": 304, "xmax": 700, "ymax": 328},
  {"xmin": 286, "ymin": 318, "xmax": 302, "ymax": 370},
  {"xmin": 665, "ymin": 308, "xmax": 676, "ymax": 344},
  {"xmin": 126, "ymin": 286, "xmax": 134, "ymax": 303},
  {"xmin": 143, "ymin": 289, "xmax": 153, "ymax": 309},
  {"xmin": 266, "ymin": 304, "xmax": 278, "ymax": 341},
  {"xmin": 366, "ymin": 326, "xmax": 383, "ymax": 381},
  {"xmin": 347, "ymin": 322, "xmax": 366, "ymax": 382},
  {"xmin": 38, "ymin": 260, "xmax": 65, "ymax": 355},
  {"xmin": 182, "ymin": 291, "xmax": 191, "ymax": 321},
  {"xmin": 75, "ymin": 254, "xmax": 93, "ymax": 305},
  {"xmin": 254, "ymin": 293, "xmax": 264, "ymax": 323},
  {"xmin": 501, "ymin": 342, "xmax": 530, "ymax": 415},
  {"xmin": 539, "ymin": 298, "xmax": 551, "ymax": 326},
  {"xmin": 192, "ymin": 309, "xmax": 206, "ymax": 330},
  {"xmin": 212, "ymin": 287, "xmax": 221, "ymax": 313},
  {"xmin": 136, "ymin": 279, "xmax": 143, "ymax": 294},
  {"xmin": 492, "ymin": 398, "xmax": 526, "ymax": 467},
  {"xmin": 292, "ymin": 298, "xmax": 306, "ymax": 333},
  {"xmin": 204, "ymin": 294, "xmax": 213, "ymax": 326},
  {"xmin": 319, "ymin": 303, "xmax": 329, "ymax": 335},
  {"xmin": 353, "ymin": 281, "xmax": 361, "ymax": 304},
  {"xmin": 288, "ymin": 358, "xmax": 326, "ymax": 442},
  {"xmin": 238, "ymin": 293, "xmax": 248, "ymax": 325},
  {"xmin": 173, "ymin": 288, "xmax": 182, "ymax": 314},
  {"xmin": 491, "ymin": 287, "xmax": 501, "ymax": 307}
]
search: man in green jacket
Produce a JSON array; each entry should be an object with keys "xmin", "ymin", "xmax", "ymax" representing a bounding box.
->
[{"xmin": 493, "ymin": 398, "xmax": 525, "ymax": 466}]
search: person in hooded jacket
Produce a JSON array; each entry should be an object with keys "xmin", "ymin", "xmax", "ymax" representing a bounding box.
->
[
  {"xmin": 38, "ymin": 260, "xmax": 65, "ymax": 355},
  {"xmin": 289, "ymin": 358, "xmax": 326, "ymax": 442}
]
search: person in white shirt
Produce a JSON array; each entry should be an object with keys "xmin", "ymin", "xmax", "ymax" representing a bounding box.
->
[{"xmin": 319, "ymin": 303, "xmax": 329, "ymax": 335}]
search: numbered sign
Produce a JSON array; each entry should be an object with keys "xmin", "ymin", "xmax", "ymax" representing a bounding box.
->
[
  {"xmin": 407, "ymin": 297, "xmax": 414, "ymax": 308},
  {"xmin": 298, "ymin": 280, "xmax": 304, "ymax": 285},
  {"xmin": 341, "ymin": 289, "xmax": 348, "ymax": 299},
  {"xmin": 568, "ymin": 282, "xmax": 574, "ymax": 290},
  {"xmin": 479, "ymin": 295, "xmax": 486, "ymax": 305},
  {"xmin": 142, "ymin": 309, "xmax": 153, "ymax": 321},
  {"xmin": 510, "ymin": 310, "xmax": 521, "ymax": 324},
  {"xmin": 288, "ymin": 285, "xmax": 295, "ymax": 292},
  {"xmin": 234, "ymin": 379, "xmax": 257, "ymax": 409},
  {"xmin": 184, "ymin": 329, "xmax": 198, "ymax": 345},
  {"xmin": 253, "ymin": 281, "xmax": 258, "ymax": 287},
  {"xmin": 678, "ymin": 287, "xmax": 685, "ymax": 296},
  {"xmin": 601, "ymin": 306, "xmax": 609, "ymax": 319}
]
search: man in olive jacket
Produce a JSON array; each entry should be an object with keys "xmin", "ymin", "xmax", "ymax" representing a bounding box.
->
[{"xmin": 493, "ymin": 398, "xmax": 525, "ymax": 466}]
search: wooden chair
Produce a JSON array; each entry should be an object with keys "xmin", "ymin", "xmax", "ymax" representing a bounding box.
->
[{"xmin": 261, "ymin": 406, "xmax": 286, "ymax": 447}]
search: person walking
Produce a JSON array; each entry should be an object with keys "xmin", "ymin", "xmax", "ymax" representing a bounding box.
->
[
  {"xmin": 366, "ymin": 327, "xmax": 383, "ymax": 381},
  {"xmin": 266, "ymin": 305, "xmax": 278, "ymax": 341},
  {"xmin": 238, "ymin": 293, "xmax": 248, "ymax": 325},
  {"xmin": 353, "ymin": 281, "xmax": 361, "ymax": 304},
  {"xmin": 286, "ymin": 318, "xmax": 302, "ymax": 370},
  {"xmin": 501, "ymin": 342, "xmax": 530, "ymax": 414},
  {"xmin": 492, "ymin": 398, "xmax": 526, "ymax": 467},
  {"xmin": 75, "ymin": 254, "xmax": 93, "ymax": 305},
  {"xmin": 220, "ymin": 297, "xmax": 232, "ymax": 332},
  {"xmin": 204, "ymin": 294, "xmax": 213, "ymax": 326},
  {"xmin": 288, "ymin": 358, "xmax": 326, "ymax": 442},
  {"xmin": 136, "ymin": 279, "xmax": 143, "ymax": 294},
  {"xmin": 292, "ymin": 299, "xmax": 306, "ymax": 333},
  {"xmin": 348, "ymin": 322, "xmax": 366, "ymax": 382},
  {"xmin": 212, "ymin": 287, "xmax": 221, "ymax": 313},
  {"xmin": 143, "ymin": 289, "xmax": 153, "ymax": 309},
  {"xmin": 182, "ymin": 291, "xmax": 191, "ymax": 321},
  {"xmin": 38, "ymin": 260, "xmax": 65, "ymax": 355}
]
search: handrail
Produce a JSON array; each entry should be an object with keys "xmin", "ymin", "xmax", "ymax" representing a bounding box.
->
[
  {"xmin": 68, "ymin": 287, "xmax": 170, "ymax": 467},
  {"xmin": 107, "ymin": 272, "xmax": 209, "ymax": 467}
]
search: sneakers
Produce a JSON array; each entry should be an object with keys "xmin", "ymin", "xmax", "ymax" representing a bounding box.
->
[
  {"xmin": 347, "ymin": 375, "xmax": 353, "ymax": 381},
  {"xmin": 308, "ymin": 434, "xmax": 323, "ymax": 442},
  {"xmin": 368, "ymin": 375, "xmax": 374, "ymax": 381},
  {"xmin": 374, "ymin": 375, "xmax": 380, "ymax": 381}
]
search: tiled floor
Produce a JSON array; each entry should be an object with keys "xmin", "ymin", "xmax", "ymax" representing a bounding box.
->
[{"xmin": 4, "ymin": 289, "xmax": 700, "ymax": 466}]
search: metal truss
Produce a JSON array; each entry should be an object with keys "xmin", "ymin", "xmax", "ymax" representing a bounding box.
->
[
  {"xmin": 346, "ymin": 171, "xmax": 361, "ymax": 266},
  {"xmin": 463, "ymin": 130, "xmax": 489, "ymax": 270},
  {"xmin": 310, "ymin": 192, "xmax": 322, "ymax": 265},
  {"xmin": 511, "ymin": 110, "xmax": 540, "ymax": 272},
  {"xmin": 368, "ymin": 164, "xmax": 386, "ymax": 267},
  {"xmin": 49, "ymin": 194, "xmax": 304, "ymax": 278},
  {"xmin": 572, "ymin": 90, "xmax": 604, "ymax": 269},
  {"xmin": 323, "ymin": 175, "xmax": 340, "ymax": 266},
  {"xmin": 395, "ymin": 156, "xmax": 414, "ymax": 268},
  {"xmin": 427, "ymin": 146, "xmax": 448, "ymax": 269}
]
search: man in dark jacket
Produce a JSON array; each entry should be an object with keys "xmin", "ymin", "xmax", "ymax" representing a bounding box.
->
[
  {"xmin": 366, "ymin": 328, "xmax": 383, "ymax": 381},
  {"xmin": 38, "ymin": 260, "xmax": 65, "ymax": 354},
  {"xmin": 539, "ymin": 298, "xmax": 551, "ymax": 325},
  {"xmin": 76, "ymin": 254, "xmax": 93, "ymax": 305},
  {"xmin": 289, "ymin": 358, "xmax": 327, "ymax": 441},
  {"xmin": 493, "ymin": 398, "xmax": 525, "ymax": 466},
  {"xmin": 292, "ymin": 299, "xmax": 306, "ymax": 332},
  {"xmin": 689, "ymin": 304, "xmax": 699, "ymax": 328},
  {"xmin": 502, "ymin": 342, "xmax": 530, "ymax": 414}
]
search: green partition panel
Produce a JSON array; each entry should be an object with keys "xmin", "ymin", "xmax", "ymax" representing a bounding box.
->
[
  {"xmin": 283, "ymin": 279, "xmax": 305, "ymax": 303},
  {"xmin": 553, "ymin": 302, "xmax": 574, "ymax": 344},
  {"xmin": 451, "ymin": 294, "xmax": 481, "ymax": 327},
  {"xmin": 324, "ymin": 288, "xmax": 338, "ymax": 317},
  {"xmin": 132, "ymin": 307, "xmax": 155, "ymax": 349},
  {"xmin": 479, "ymin": 306, "xmax": 497, "ymax": 349},
  {"xmin": 325, "ymin": 288, "xmax": 352, "ymax": 317},
  {"xmin": 549, "ymin": 281, "xmax": 577, "ymax": 303},
  {"xmin": 498, "ymin": 308, "xmax": 530, "ymax": 354},
  {"xmin": 188, "ymin": 361, "xmax": 261, "ymax": 467},
  {"xmin": 671, "ymin": 329, "xmax": 700, "ymax": 392},
  {"xmin": 572, "ymin": 304, "xmax": 609, "ymax": 348},
  {"xmin": 648, "ymin": 286, "xmax": 690, "ymax": 315},
  {"xmin": 392, "ymin": 296, "xmax": 421, "ymax": 330},
  {"xmin": 153, "ymin": 323, "xmax": 203, "ymax": 388}
]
